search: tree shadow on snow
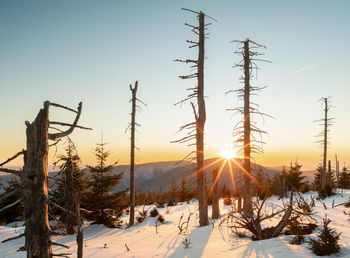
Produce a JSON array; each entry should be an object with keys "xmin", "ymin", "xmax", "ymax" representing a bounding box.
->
[{"xmin": 167, "ymin": 224, "xmax": 213, "ymax": 258}]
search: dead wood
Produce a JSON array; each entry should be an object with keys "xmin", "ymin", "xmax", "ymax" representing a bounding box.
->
[
  {"xmin": 0, "ymin": 197, "xmax": 23, "ymax": 213},
  {"xmin": 0, "ymin": 150, "xmax": 25, "ymax": 167},
  {"xmin": 1, "ymin": 233, "xmax": 25, "ymax": 243}
]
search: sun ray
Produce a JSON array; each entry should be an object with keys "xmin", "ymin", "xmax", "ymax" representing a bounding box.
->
[
  {"xmin": 230, "ymin": 157, "xmax": 261, "ymax": 189},
  {"xmin": 185, "ymin": 156, "xmax": 224, "ymax": 179},
  {"xmin": 208, "ymin": 159, "xmax": 227, "ymax": 198},
  {"xmin": 227, "ymin": 158, "xmax": 236, "ymax": 196}
]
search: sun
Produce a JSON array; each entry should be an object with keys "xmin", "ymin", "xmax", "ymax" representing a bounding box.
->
[{"xmin": 219, "ymin": 148, "xmax": 236, "ymax": 159}]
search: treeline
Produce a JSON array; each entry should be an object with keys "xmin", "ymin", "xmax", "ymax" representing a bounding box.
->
[{"xmin": 1, "ymin": 154, "xmax": 349, "ymax": 226}]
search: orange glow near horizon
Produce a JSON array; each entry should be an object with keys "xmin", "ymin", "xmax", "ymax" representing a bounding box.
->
[{"xmin": 1, "ymin": 146, "xmax": 349, "ymax": 172}]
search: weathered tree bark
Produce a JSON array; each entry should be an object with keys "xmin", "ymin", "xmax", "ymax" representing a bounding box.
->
[
  {"xmin": 322, "ymin": 98, "xmax": 328, "ymax": 189},
  {"xmin": 197, "ymin": 11, "xmax": 208, "ymax": 226},
  {"xmin": 76, "ymin": 194, "xmax": 83, "ymax": 258},
  {"xmin": 23, "ymin": 101, "xmax": 52, "ymax": 258},
  {"xmin": 211, "ymin": 168, "xmax": 220, "ymax": 219},
  {"xmin": 0, "ymin": 101, "xmax": 88, "ymax": 257},
  {"xmin": 22, "ymin": 101, "xmax": 87, "ymax": 257},
  {"xmin": 129, "ymin": 81, "xmax": 138, "ymax": 226},
  {"xmin": 242, "ymin": 40, "xmax": 252, "ymax": 216}
]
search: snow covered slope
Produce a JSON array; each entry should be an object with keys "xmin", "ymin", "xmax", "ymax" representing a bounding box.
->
[{"xmin": 1, "ymin": 191, "xmax": 350, "ymax": 257}]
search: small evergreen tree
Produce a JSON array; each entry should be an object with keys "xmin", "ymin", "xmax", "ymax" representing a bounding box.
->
[
  {"xmin": 146, "ymin": 189, "xmax": 157, "ymax": 205},
  {"xmin": 314, "ymin": 164, "xmax": 323, "ymax": 191},
  {"xmin": 51, "ymin": 142, "xmax": 88, "ymax": 230},
  {"xmin": 286, "ymin": 162, "xmax": 305, "ymax": 192},
  {"xmin": 338, "ymin": 167, "xmax": 350, "ymax": 189},
  {"xmin": 179, "ymin": 177, "xmax": 189, "ymax": 202},
  {"xmin": 309, "ymin": 218, "xmax": 341, "ymax": 256},
  {"xmin": 84, "ymin": 139, "xmax": 127, "ymax": 227},
  {"xmin": 0, "ymin": 176, "xmax": 23, "ymax": 224},
  {"xmin": 314, "ymin": 164, "xmax": 336, "ymax": 195},
  {"xmin": 168, "ymin": 178, "xmax": 178, "ymax": 204},
  {"xmin": 253, "ymin": 168, "xmax": 269, "ymax": 199},
  {"xmin": 135, "ymin": 189, "xmax": 146, "ymax": 205}
]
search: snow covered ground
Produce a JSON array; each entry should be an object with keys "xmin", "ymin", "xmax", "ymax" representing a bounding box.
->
[{"xmin": 1, "ymin": 191, "xmax": 350, "ymax": 257}]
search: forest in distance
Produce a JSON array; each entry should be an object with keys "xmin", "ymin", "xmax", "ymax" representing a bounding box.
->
[{"xmin": 1, "ymin": 2, "xmax": 350, "ymax": 258}]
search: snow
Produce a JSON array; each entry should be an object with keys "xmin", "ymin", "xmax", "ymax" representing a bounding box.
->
[{"xmin": 1, "ymin": 191, "xmax": 350, "ymax": 257}]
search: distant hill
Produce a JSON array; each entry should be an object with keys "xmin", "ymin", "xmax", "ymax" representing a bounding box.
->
[
  {"xmin": 119, "ymin": 157, "xmax": 280, "ymax": 192},
  {"xmin": 0, "ymin": 158, "xmax": 282, "ymax": 194}
]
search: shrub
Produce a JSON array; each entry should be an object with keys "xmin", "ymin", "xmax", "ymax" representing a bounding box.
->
[
  {"xmin": 150, "ymin": 208, "xmax": 159, "ymax": 217},
  {"xmin": 317, "ymin": 185, "xmax": 335, "ymax": 200},
  {"xmin": 136, "ymin": 207, "xmax": 148, "ymax": 224},
  {"xmin": 157, "ymin": 215, "xmax": 165, "ymax": 224},
  {"xmin": 286, "ymin": 219, "xmax": 317, "ymax": 236},
  {"xmin": 181, "ymin": 235, "xmax": 191, "ymax": 249},
  {"xmin": 290, "ymin": 235, "xmax": 305, "ymax": 245},
  {"xmin": 167, "ymin": 199, "xmax": 176, "ymax": 207},
  {"xmin": 156, "ymin": 202, "xmax": 165, "ymax": 208},
  {"xmin": 136, "ymin": 216, "xmax": 145, "ymax": 223},
  {"xmin": 309, "ymin": 218, "xmax": 341, "ymax": 256}
]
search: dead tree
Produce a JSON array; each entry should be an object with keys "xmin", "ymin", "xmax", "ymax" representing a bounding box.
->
[
  {"xmin": 335, "ymin": 155, "xmax": 340, "ymax": 187},
  {"xmin": 228, "ymin": 39, "xmax": 271, "ymax": 216},
  {"xmin": 126, "ymin": 80, "xmax": 145, "ymax": 226},
  {"xmin": 75, "ymin": 192, "xmax": 83, "ymax": 258},
  {"xmin": 0, "ymin": 101, "xmax": 91, "ymax": 257},
  {"xmin": 219, "ymin": 191, "xmax": 316, "ymax": 240},
  {"xmin": 315, "ymin": 97, "xmax": 334, "ymax": 190},
  {"xmin": 211, "ymin": 168, "xmax": 220, "ymax": 219},
  {"xmin": 328, "ymin": 160, "xmax": 332, "ymax": 186},
  {"xmin": 129, "ymin": 81, "xmax": 137, "ymax": 226},
  {"xmin": 173, "ymin": 8, "xmax": 216, "ymax": 227}
]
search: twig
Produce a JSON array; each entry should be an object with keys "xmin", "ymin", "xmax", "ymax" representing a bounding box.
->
[
  {"xmin": 0, "ymin": 150, "xmax": 25, "ymax": 167},
  {"xmin": 0, "ymin": 197, "xmax": 22, "ymax": 213},
  {"xmin": 1, "ymin": 233, "xmax": 24, "ymax": 243}
]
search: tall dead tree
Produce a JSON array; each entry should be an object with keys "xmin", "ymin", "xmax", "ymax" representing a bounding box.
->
[
  {"xmin": 0, "ymin": 101, "xmax": 91, "ymax": 257},
  {"xmin": 335, "ymin": 155, "xmax": 340, "ymax": 187},
  {"xmin": 126, "ymin": 81, "xmax": 145, "ymax": 227},
  {"xmin": 315, "ymin": 97, "xmax": 334, "ymax": 190},
  {"xmin": 228, "ymin": 39, "xmax": 271, "ymax": 216},
  {"xmin": 129, "ymin": 81, "xmax": 137, "ymax": 226},
  {"xmin": 211, "ymin": 168, "xmax": 220, "ymax": 219},
  {"xmin": 173, "ymin": 8, "xmax": 216, "ymax": 227}
]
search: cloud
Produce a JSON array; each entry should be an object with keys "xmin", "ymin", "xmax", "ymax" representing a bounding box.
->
[{"xmin": 292, "ymin": 63, "xmax": 319, "ymax": 75}]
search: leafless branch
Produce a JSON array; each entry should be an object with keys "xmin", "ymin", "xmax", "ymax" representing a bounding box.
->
[
  {"xmin": 0, "ymin": 150, "xmax": 25, "ymax": 167},
  {"xmin": 0, "ymin": 197, "xmax": 23, "ymax": 213}
]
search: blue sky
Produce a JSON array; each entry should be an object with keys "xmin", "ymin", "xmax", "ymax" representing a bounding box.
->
[{"xmin": 1, "ymin": 0, "xmax": 350, "ymax": 169}]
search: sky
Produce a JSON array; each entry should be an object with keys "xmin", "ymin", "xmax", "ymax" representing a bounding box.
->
[{"xmin": 1, "ymin": 0, "xmax": 350, "ymax": 170}]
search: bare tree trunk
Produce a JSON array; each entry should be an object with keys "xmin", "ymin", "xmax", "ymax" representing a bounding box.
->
[
  {"xmin": 328, "ymin": 160, "xmax": 331, "ymax": 186},
  {"xmin": 76, "ymin": 194, "xmax": 83, "ymax": 258},
  {"xmin": 322, "ymin": 98, "xmax": 328, "ymax": 189},
  {"xmin": 237, "ymin": 196, "xmax": 242, "ymax": 213},
  {"xmin": 242, "ymin": 40, "xmax": 252, "ymax": 216},
  {"xmin": 129, "ymin": 81, "xmax": 138, "ymax": 226},
  {"xmin": 174, "ymin": 8, "xmax": 214, "ymax": 227},
  {"xmin": 335, "ymin": 155, "xmax": 339, "ymax": 187},
  {"xmin": 1, "ymin": 101, "xmax": 87, "ymax": 257},
  {"xmin": 197, "ymin": 11, "xmax": 208, "ymax": 227},
  {"xmin": 23, "ymin": 102, "xmax": 52, "ymax": 258},
  {"xmin": 65, "ymin": 159, "xmax": 77, "ymax": 234},
  {"xmin": 211, "ymin": 168, "xmax": 220, "ymax": 219}
]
